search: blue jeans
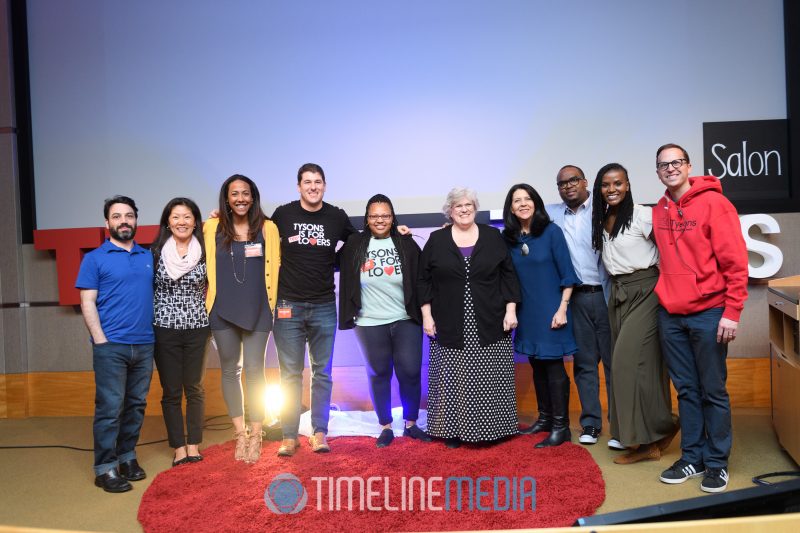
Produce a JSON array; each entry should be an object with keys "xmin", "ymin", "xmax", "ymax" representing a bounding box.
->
[
  {"xmin": 354, "ymin": 319, "xmax": 423, "ymax": 426},
  {"xmin": 92, "ymin": 342, "xmax": 154, "ymax": 475},
  {"xmin": 571, "ymin": 290, "xmax": 613, "ymax": 429},
  {"xmin": 658, "ymin": 306, "xmax": 731, "ymax": 468},
  {"xmin": 273, "ymin": 300, "xmax": 336, "ymax": 439}
]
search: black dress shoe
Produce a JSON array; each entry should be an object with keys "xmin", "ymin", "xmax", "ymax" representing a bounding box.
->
[
  {"xmin": 94, "ymin": 468, "xmax": 133, "ymax": 493},
  {"xmin": 185, "ymin": 454, "xmax": 204, "ymax": 463},
  {"xmin": 403, "ymin": 424, "xmax": 433, "ymax": 442},
  {"xmin": 376, "ymin": 428, "xmax": 394, "ymax": 448},
  {"xmin": 119, "ymin": 459, "xmax": 146, "ymax": 481}
]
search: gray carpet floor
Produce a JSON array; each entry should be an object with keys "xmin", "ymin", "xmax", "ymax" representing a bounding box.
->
[{"xmin": 0, "ymin": 408, "xmax": 796, "ymax": 532}]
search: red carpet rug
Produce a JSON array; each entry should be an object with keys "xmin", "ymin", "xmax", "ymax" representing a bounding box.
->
[{"xmin": 138, "ymin": 434, "xmax": 605, "ymax": 532}]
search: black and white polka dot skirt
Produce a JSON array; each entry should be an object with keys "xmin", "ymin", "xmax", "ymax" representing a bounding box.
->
[{"xmin": 426, "ymin": 256, "xmax": 519, "ymax": 442}]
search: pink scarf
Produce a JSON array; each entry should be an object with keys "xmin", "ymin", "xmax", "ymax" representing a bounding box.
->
[{"xmin": 161, "ymin": 235, "xmax": 202, "ymax": 281}]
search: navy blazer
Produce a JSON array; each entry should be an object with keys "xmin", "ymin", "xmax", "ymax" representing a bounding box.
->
[{"xmin": 418, "ymin": 224, "xmax": 521, "ymax": 349}]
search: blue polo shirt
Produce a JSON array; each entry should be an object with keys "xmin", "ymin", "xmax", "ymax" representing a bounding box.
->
[{"xmin": 75, "ymin": 239, "xmax": 155, "ymax": 344}]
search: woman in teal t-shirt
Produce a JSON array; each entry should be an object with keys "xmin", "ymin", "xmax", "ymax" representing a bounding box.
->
[{"xmin": 338, "ymin": 194, "xmax": 431, "ymax": 448}]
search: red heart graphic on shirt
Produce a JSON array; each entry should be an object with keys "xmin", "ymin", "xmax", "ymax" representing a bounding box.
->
[
  {"xmin": 362, "ymin": 259, "xmax": 375, "ymax": 272},
  {"xmin": 309, "ymin": 238, "xmax": 317, "ymax": 245},
  {"xmin": 384, "ymin": 266, "xmax": 395, "ymax": 275}
]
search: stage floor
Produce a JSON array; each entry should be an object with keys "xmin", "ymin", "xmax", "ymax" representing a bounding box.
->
[{"xmin": 0, "ymin": 408, "xmax": 796, "ymax": 532}]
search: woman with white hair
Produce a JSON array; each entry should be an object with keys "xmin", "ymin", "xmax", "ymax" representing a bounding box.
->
[{"xmin": 418, "ymin": 187, "xmax": 521, "ymax": 448}]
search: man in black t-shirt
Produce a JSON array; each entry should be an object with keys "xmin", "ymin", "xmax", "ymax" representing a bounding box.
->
[{"xmin": 272, "ymin": 163, "xmax": 357, "ymax": 456}]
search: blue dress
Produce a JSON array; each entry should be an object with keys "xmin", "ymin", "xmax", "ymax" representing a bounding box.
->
[{"xmin": 510, "ymin": 223, "xmax": 580, "ymax": 359}]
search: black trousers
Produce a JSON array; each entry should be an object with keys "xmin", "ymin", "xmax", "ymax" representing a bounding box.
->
[{"xmin": 154, "ymin": 326, "xmax": 210, "ymax": 448}]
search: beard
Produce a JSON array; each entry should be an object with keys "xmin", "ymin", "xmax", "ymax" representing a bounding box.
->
[{"xmin": 109, "ymin": 223, "xmax": 136, "ymax": 242}]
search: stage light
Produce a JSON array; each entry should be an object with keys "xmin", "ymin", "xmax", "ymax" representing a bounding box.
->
[{"xmin": 264, "ymin": 384, "xmax": 283, "ymax": 426}]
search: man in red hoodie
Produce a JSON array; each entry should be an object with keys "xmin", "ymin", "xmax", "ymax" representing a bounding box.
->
[{"xmin": 652, "ymin": 143, "xmax": 748, "ymax": 494}]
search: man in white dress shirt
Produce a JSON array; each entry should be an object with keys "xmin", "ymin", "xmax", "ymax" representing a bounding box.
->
[{"xmin": 547, "ymin": 165, "xmax": 619, "ymax": 449}]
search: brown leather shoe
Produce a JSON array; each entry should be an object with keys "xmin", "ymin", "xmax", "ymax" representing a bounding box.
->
[
  {"xmin": 309, "ymin": 432, "xmax": 330, "ymax": 453},
  {"xmin": 656, "ymin": 422, "xmax": 681, "ymax": 451},
  {"xmin": 614, "ymin": 443, "xmax": 661, "ymax": 465},
  {"xmin": 277, "ymin": 438, "xmax": 299, "ymax": 457}
]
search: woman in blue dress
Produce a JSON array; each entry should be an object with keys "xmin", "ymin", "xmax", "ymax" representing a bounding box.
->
[{"xmin": 502, "ymin": 183, "xmax": 580, "ymax": 448}]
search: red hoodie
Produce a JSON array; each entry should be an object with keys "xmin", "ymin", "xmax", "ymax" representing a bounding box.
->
[{"xmin": 652, "ymin": 176, "xmax": 748, "ymax": 322}]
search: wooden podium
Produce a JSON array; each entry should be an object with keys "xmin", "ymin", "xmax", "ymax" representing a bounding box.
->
[{"xmin": 768, "ymin": 275, "xmax": 800, "ymax": 465}]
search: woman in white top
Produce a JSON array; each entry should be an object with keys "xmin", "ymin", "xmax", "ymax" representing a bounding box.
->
[{"xmin": 591, "ymin": 163, "xmax": 678, "ymax": 465}]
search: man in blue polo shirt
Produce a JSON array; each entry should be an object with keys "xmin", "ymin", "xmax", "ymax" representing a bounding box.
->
[{"xmin": 76, "ymin": 196, "xmax": 154, "ymax": 493}]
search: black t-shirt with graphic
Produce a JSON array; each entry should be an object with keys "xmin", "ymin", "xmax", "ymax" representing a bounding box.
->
[{"xmin": 271, "ymin": 200, "xmax": 357, "ymax": 303}]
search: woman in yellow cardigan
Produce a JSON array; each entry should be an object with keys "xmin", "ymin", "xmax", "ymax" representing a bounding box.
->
[{"xmin": 204, "ymin": 174, "xmax": 279, "ymax": 463}]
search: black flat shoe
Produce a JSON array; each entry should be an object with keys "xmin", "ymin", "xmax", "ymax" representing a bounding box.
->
[
  {"xmin": 119, "ymin": 459, "xmax": 146, "ymax": 481},
  {"xmin": 185, "ymin": 454, "xmax": 204, "ymax": 463},
  {"xmin": 376, "ymin": 428, "xmax": 394, "ymax": 448},
  {"xmin": 94, "ymin": 468, "xmax": 132, "ymax": 493},
  {"xmin": 172, "ymin": 457, "xmax": 189, "ymax": 467},
  {"xmin": 445, "ymin": 438, "xmax": 462, "ymax": 449},
  {"xmin": 403, "ymin": 424, "xmax": 433, "ymax": 442}
]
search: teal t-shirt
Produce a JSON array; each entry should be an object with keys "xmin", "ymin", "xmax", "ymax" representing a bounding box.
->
[{"xmin": 355, "ymin": 236, "xmax": 410, "ymax": 326}]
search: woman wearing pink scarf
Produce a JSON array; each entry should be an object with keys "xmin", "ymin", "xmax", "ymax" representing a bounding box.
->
[{"xmin": 151, "ymin": 197, "xmax": 210, "ymax": 467}]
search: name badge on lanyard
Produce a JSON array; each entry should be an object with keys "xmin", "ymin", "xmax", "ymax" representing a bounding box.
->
[
  {"xmin": 244, "ymin": 243, "xmax": 263, "ymax": 257},
  {"xmin": 277, "ymin": 301, "xmax": 293, "ymax": 319}
]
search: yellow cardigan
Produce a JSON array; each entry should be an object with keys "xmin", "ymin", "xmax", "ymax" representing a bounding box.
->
[{"xmin": 203, "ymin": 218, "xmax": 280, "ymax": 313}]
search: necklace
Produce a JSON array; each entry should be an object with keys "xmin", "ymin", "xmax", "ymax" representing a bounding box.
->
[{"xmin": 231, "ymin": 242, "xmax": 247, "ymax": 284}]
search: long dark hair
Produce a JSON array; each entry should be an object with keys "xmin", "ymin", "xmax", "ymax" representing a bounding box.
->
[
  {"xmin": 217, "ymin": 174, "xmax": 267, "ymax": 248},
  {"xmin": 501, "ymin": 183, "xmax": 550, "ymax": 243},
  {"xmin": 591, "ymin": 163, "xmax": 634, "ymax": 252},
  {"xmin": 349, "ymin": 194, "xmax": 405, "ymax": 278},
  {"xmin": 151, "ymin": 197, "xmax": 205, "ymax": 265}
]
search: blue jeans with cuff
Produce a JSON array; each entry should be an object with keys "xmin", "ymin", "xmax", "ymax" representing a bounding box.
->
[{"xmin": 92, "ymin": 342, "xmax": 154, "ymax": 476}]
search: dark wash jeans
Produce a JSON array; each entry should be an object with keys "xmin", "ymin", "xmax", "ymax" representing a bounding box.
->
[
  {"xmin": 658, "ymin": 306, "xmax": 731, "ymax": 469},
  {"xmin": 354, "ymin": 319, "xmax": 423, "ymax": 426},
  {"xmin": 273, "ymin": 300, "xmax": 336, "ymax": 439},
  {"xmin": 92, "ymin": 342, "xmax": 154, "ymax": 475}
]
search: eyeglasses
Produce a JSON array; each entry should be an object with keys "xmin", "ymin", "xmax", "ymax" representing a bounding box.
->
[
  {"xmin": 368, "ymin": 214, "xmax": 392, "ymax": 221},
  {"xmin": 556, "ymin": 176, "xmax": 584, "ymax": 190},
  {"xmin": 656, "ymin": 159, "xmax": 688, "ymax": 172}
]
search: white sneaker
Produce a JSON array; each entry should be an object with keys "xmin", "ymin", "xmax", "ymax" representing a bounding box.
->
[
  {"xmin": 608, "ymin": 438, "xmax": 625, "ymax": 451},
  {"xmin": 579, "ymin": 426, "xmax": 600, "ymax": 444}
]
